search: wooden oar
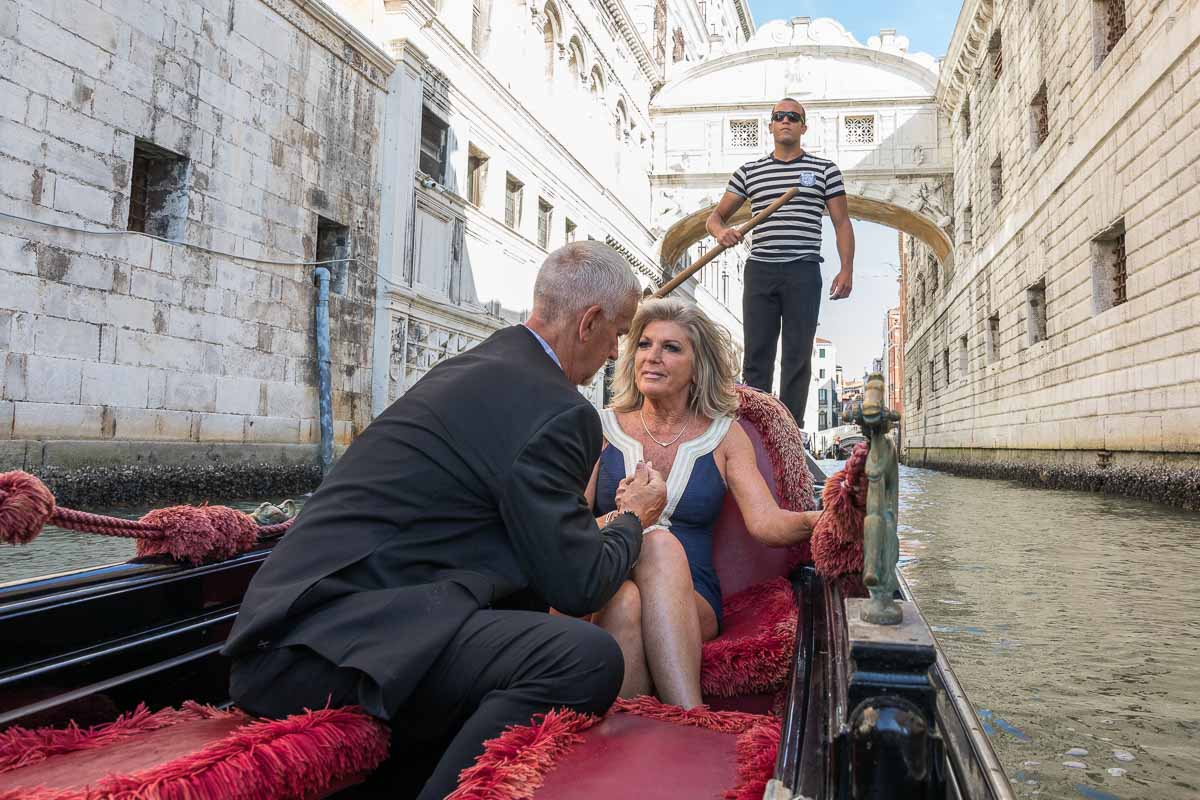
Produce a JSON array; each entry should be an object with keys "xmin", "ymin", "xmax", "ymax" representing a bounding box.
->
[{"xmin": 652, "ymin": 187, "xmax": 798, "ymax": 299}]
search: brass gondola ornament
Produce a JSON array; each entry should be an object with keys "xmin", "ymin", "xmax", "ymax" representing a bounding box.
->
[{"xmin": 854, "ymin": 372, "xmax": 903, "ymax": 625}]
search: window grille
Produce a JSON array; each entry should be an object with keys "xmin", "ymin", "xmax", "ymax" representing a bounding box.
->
[
  {"xmin": 505, "ymin": 175, "xmax": 523, "ymax": 230},
  {"xmin": 537, "ymin": 199, "xmax": 553, "ymax": 249},
  {"xmin": 729, "ymin": 119, "xmax": 759, "ymax": 149},
  {"xmin": 1105, "ymin": 0, "xmax": 1126, "ymax": 55},
  {"xmin": 127, "ymin": 139, "xmax": 189, "ymax": 238},
  {"xmin": 988, "ymin": 29, "xmax": 1002, "ymax": 80},
  {"xmin": 1112, "ymin": 233, "xmax": 1127, "ymax": 306},
  {"xmin": 1031, "ymin": 83, "xmax": 1049, "ymax": 147},
  {"xmin": 1090, "ymin": 220, "xmax": 1127, "ymax": 312},
  {"xmin": 419, "ymin": 109, "xmax": 448, "ymax": 183},
  {"xmin": 467, "ymin": 151, "xmax": 488, "ymax": 207},
  {"xmin": 1027, "ymin": 279, "xmax": 1047, "ymax": 344},
  {"xmin": 844, "ymin": 115, "xmax": 875, "ymax": 145},
  {"xmin": 987, "ymin": 313, "xmax": 1001, "ymax": 362}
]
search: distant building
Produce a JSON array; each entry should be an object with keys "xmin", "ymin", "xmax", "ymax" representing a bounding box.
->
[
  {"xmin": 883, "ymin": 305, "xmax": 904, "ymax": 416},
  {"xmin": 800, "ymin": 337, "xmax": 837, "ymax": 434}
]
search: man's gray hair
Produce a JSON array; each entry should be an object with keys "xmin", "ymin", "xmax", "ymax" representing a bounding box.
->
[{"xmin": 533, "ymin": 241, "xmax": 641, "ymax": 322}]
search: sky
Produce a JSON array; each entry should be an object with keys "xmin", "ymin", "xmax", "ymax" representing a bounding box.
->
[
  {"xmin": 739, "ymin": 1, "xmax": 962, "ymax": 377},
  {"xmin": 746, "ymin": 1, "xmax": 963, "ymax": 60}
]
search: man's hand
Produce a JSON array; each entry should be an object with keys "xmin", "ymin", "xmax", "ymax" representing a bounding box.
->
[
  {"xmin": 830, "ymin": 269, "xmax": 853, "ymax": 300},
  {"xmin": 616, "ymin": 461, "xmax": 667, "ymax": 529},
  {"xmin": 715, "ymin": 226, "xmax": 743, "ymax": 248}
]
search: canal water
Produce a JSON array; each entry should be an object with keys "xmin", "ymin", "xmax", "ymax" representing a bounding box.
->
[{"xmin": 3, "ymin": 469, "xmax": 1198, "ymax": 799}]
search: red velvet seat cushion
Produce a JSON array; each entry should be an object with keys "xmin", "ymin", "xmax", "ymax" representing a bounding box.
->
[
  {"xmin": 701, "ymin": 577, "xmax": 798, "ymax": 699},
  {"xmin": 449, "ymin": 697, "xmax": 779, "ymax": 800},
  {"xmin": 0, "ymin": 702, "xmax": 388, "ymax": 800}
]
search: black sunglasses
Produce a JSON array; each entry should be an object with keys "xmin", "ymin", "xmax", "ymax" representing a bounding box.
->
[{"xmin": 772, "ymin": 111, "xmax": 804, "ymax": 123}]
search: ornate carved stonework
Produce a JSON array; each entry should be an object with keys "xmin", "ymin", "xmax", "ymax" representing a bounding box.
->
[{"xmin": 389, "ymin": 313, "xmax": 483, "ymax": 399}]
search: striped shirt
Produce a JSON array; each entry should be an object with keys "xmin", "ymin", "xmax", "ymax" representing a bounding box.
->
[{"xmin": 726, "ymin": 152, "xmax": 845, "ymax": 262}]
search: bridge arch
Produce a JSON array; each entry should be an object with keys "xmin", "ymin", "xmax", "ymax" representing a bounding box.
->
[{"xmin": 649, "ymin": 17, "xmax": 955, "ymax": 274}]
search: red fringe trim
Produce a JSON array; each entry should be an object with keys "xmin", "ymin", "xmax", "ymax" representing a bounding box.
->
[
  {"xmin": 446, "ymin": 709, "xmax": 594, "ymax": 800},
  {"xmin": 0, "ymin": 703, "xmax": 389, "ymax": 800},
  {"xmin": 724, "ymin": 717, "xmax": 782, "ymax": 800},
  {"xmin": 811, "ymin": 440, "xmax": 869, "ymax": 578},
  {"xmin": 611, "ymin": 696, "xmax": 767, "ymax": 734},
  {"xmin": 0, "ymin": 703, "xmax": 223, "ymax": 774},
  {"xmin": 701, "ymin": 577, "xmax": 798, "ymax": 697}
]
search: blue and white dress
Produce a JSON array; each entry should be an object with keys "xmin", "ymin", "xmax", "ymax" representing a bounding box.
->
[{"xmin": 594, "ymin": 410, "xmax": 733, "ymax": 625}]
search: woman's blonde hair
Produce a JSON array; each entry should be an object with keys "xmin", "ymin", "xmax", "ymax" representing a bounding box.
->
[{"xmin": 609, "ymin": 298, "xmax": 739, "ymax": 419}]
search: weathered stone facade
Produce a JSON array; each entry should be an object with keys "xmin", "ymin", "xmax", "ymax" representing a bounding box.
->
[
  {"xmin": 905, "ymin": 0, "xmax": 1200, "ymax": 502},
  {"xmin": 334, "ymin": 0, "xmax": 752, "ymax": 412},
  {"xmin": 0, "ymin": 0, "xmax": 392, "ymax": 481}
]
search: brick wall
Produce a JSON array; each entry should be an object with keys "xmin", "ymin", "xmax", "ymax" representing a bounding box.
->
[
  {"xmin": 907, "ymin": 0, "xmax": 1200, "ymax": 465},
  {"xmin": 0, "ymin": 0, "xmax": 391, "ymax": 471}
]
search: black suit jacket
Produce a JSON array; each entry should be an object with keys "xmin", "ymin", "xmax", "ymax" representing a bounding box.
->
[{"xmin": 223, "ymin": 326, "xmax": 642, "ymax": 717}]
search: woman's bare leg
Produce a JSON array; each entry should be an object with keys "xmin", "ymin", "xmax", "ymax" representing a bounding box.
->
[
  {"xmin": 592, "ymin": 580, "xmax": 652, "ymax": 698},
  {"xmin": 633, "ymin": 531, "xmax": 712, "ymax": 709}
]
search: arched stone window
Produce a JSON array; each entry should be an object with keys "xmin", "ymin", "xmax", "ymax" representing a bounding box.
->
[
  {"xmin": 614, "ymin": 99, "xmax": 629, "ymax": 142},
  {"xmin": 543, "ymin": 3, "xmax": 562, "ymax": 80},
  {"xmin": 567, "ymin": 36, "xmax": 586, "ymax": 86},
  {"xmin": 589, "ymin": 66, "xmax": 604, "ymax": 99}
]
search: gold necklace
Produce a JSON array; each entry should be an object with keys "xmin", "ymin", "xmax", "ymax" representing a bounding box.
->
[{"xmin": 640, "ymin": 409, "xmax": 689, "ymax": 448}]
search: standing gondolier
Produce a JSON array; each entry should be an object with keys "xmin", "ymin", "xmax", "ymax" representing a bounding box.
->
[{"xmin": 706, "ymin": 97, "xmax": 855, "ymax": 428}]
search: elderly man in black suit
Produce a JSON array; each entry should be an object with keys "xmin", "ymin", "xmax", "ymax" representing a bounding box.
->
[{"xmin": 223, "ymin": 242, "xmax": 667, "ymax": 799}]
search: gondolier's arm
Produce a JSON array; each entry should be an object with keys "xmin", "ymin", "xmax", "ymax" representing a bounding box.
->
[{"xmin": 706, "ymin": 193, "xmax": 747, "ymax": 247}]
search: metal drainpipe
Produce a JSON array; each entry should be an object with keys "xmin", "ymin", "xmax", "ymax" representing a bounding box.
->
[{"xmin": 312, "ymin": 267, "xmax": 334, "ymax": 475}]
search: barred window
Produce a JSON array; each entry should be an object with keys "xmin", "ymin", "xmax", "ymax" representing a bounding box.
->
[
  {"xmin": 1091, "ymin": 220, "xmax": 1127, "ymax": 312},
  {"xmin": 844, "ymin": 115, "xmax": 875, "ymax": 145},
  {"xmin": 961, "ymin": 97, "xmax": 972, "ymax": 139},
  {"xmin": 1026, "ymin": 279, "xmax": 1047, "ymax": 344},
  {"xmin": 988, "ymin": 29, "xmax": 1002, "ymax": 81},
  {"xmin": 963, "ymin": 204, "xmax": 974, "ymax": 243},
  {"xmin": 537, "ymin": 198, "xmax": 553, "ymax": 249},
  {"xmin": 1030, "ymin": 83, "xmax": 1049, "ymax": 148},
  {"xmin": 987, "ymin": 312, "xmax": 1001, "ymax": 363},
  {"xmin": 729, "ymin": 119, "xmax": 760, "ymax": 149},
  {"xmin": 505, "ymin": 174, "xmax": 523, "ymax": 230},
  {"xmin": 990, "ymin": 155, "xmax": 1003, "ymax": 204},
  {"xmin": 928, "ymin": 255, "xmax": 939, "ymax": 295},
  {"xmin": 1094, "ymin": 0, "xmax": 1127, "ymax": 65}
]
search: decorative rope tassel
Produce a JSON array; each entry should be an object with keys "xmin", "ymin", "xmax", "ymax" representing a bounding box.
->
[
  {"xmin": 811, "ymin": 441, "xmax": 870, "ymax": 594},
  {"xmin": 0, "ymin": 471, "xmax": 295, "ymax": 566}
]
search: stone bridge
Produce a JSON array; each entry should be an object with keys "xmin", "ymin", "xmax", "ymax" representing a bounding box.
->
[{"xmin": 649, "ymin": 17, "xmax": 954, "ymax": 271}]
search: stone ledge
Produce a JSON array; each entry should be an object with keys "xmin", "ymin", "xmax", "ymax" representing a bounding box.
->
[
  {"xmin": 903, "ymin": 447, "xmax": 1200, "ymax": 512},
  {"xmin": 1, "ymin": 439, "xmax": 346, "ymax": 507}
]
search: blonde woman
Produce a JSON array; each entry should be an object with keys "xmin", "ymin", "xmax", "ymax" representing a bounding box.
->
[{"xmin": 585, "ymin": 298, "xmax": 822, "ymax": 709}]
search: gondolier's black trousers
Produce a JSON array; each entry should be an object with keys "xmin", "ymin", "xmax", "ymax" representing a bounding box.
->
[
  {"xmin": 742, "ymin": 256, "xmax": 823, "ymax": 428},
  {"xmin": 231, "ymin": 610, "xmax": 623, "ymax": 800}
]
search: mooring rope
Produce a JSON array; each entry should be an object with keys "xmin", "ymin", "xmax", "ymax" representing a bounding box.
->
[{"xmin": 0, "ymin": 470, "xmax": 295, "ymax": 565}]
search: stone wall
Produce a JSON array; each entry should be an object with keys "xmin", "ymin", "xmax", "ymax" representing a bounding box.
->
[
  {"xmin": 906, "ymin": 0, "xmax": 1200, "ymax": 497},
  {"xmin": 0, "ymin": 0, "xmax": 392, "ymax": 483}
]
